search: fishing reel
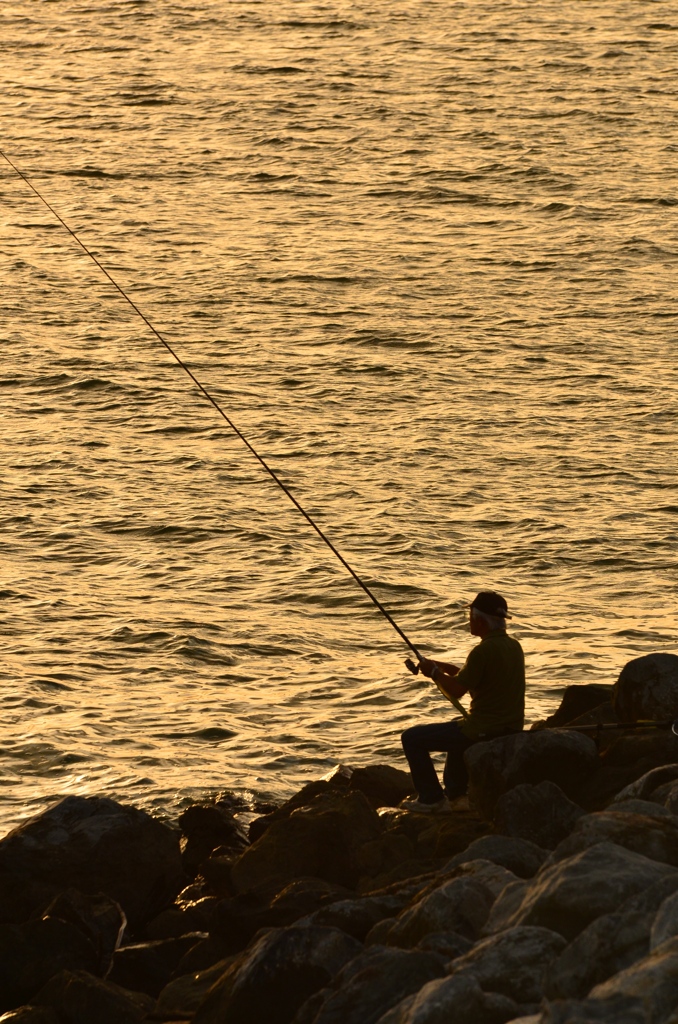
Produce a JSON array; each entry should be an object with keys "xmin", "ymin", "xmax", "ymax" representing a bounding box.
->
[{"xmin": 405, "ymin": 658, "xmax": 420, "ymax": 676}]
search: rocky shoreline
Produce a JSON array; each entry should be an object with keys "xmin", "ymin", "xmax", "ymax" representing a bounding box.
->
[{"xmin": 2, "ymin": 653, "xmax": 678, "ymax": 1024}]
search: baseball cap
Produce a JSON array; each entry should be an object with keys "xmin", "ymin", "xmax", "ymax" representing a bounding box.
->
[{"xmin": 470, "ymin": 591, "xmax": 511, "ymax": 619}]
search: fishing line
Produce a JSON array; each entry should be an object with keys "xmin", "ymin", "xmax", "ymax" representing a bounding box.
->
[{"xmin": 1, "ymin": 149, "xmax": 433, "ymax": 674}]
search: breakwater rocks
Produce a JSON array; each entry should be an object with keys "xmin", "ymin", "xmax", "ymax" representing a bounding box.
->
[{"xmin": 4, "ymin": 674, "xmax": 678, "ymax": 1023}]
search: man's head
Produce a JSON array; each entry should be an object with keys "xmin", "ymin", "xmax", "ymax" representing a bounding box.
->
[{"xmin": 469, "ymin": 590, "xmax": 510, "ymax": 636}]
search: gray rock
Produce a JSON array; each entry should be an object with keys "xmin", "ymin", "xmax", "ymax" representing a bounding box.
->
[
  {"xmin": 651, "ymin": 890, "xmax": 678, "ymax": 950},
  {"xmin": 33, "ymin": 969, "xmax": 153, "ymax": 1024},
  {"xmin": 613, "ymin": 653, "xmax": 678, "ymax": 721},
  {"xmin": 493, "ymin": 782, "xmax": 584, "ymax": 850},
  {"xmin": 192, "ymin": 925, "xmax": 362, "ymax": 1024},
  {"xmin": 611, "ymin": 799, "xmax": 677, "ymax": 820},
  {"xmin": 43, "ymin": 890, "xmax": 125, "ymax": 973},
  {"xmin": 545, "ymin": 874, "xmax": 678, "ymax": 999},
  {"xmin": 348, "ymin": 766, "xmax": 416, "ymax": 808},
  {"xmin": 298, "ymin": 895, "xmax": 406, "ymax": 941},
  {"xmin": 292, "ymin": 946, "xmax": 446, "ymax": 1024},
  {"xmin": 587, "ymin": 934, "xmax": 678, "ymax": 1021},
  {"xmin": 373, "ymin": 973, "xmax": 519, "ymax": 1024},
  {"xmin": 445, "ymin": 835, "xmax": 548, "ymax": 879},
  {"xmin": 466, "ymin": 731, "xmax": 598, "ymax": 820},
  {"xmin": 483, "ymin": 881, "xmax": 530, "ymax": 935},
  {"xmin": 543, "ymin": 685, "xmax": 614, "ymax": 728},
  {"xmin": 0, "ymin": 796, "xmax": 182, "ymax": 930},
  {"xmin": 369, "ymin": 862, "xmax": 517, "ymax": 949},
  {"xmin": 611, "ymin": 764, "xmax": 678, "ymax": 805},
  {"xmin": 483, "ymin": 841, "xmax": 678, "ymax": 940},
  {"xmin": 447, "ymin": 925, "xmax": 567, "ymax": 1003},
  {"xmin": 416, "ymin": 932, "xmax": 473, "ymax": 959},
  {"xmin": 547, "ymin": 810, "xmax": 678, "ymax": 868}
]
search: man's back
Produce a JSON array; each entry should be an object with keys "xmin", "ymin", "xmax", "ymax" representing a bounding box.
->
[{"xmin": 457, "ymin": 630, "xmax": 525, "ymax": 739}]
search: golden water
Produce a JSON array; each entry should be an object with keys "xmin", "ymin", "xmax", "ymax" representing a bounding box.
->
[{"xmin": 1, "ymin": 0, "xmax": 677, "ymax": 830}]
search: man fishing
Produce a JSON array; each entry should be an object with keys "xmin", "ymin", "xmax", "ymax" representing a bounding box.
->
[{"xmin": 401, "ymin": 591, "xmax": 525, "ymax": 813}]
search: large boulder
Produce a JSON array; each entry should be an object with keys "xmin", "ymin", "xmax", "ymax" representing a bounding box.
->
[
  {"xmin": 348, "ymin": 766, "xmax": 415, "ymax": 808},
  {"xmin": 493, "ymin": 782, "xmax": 584, "ymax": 850},
  {"xmin": 585, "ymin": 934, "xmax": 678, "ymax": 1022},
  {"xmin": 155, "ymin": 957, "xmax": 235, "ymax": 1020},
  {"xmin": 611, "ymin": 764, "xmax": 678, "ymax": 806},
  {"xmin": 373, "ymin": 973, "xmax": 519, "ymax": 1024},
  {"xmin": 298, "ymin": 894, "xmax": 407, "ymax": 941},
  {"xmin": 192, "ymin": 925, "xmax": 361, "ymax": 1024},
  {"xmin": 544, "ymin": 873, "xmax": 678, "ymax": 999},
  {"xmin": 543, "ymin": 685, "xmax": 614, "ymax": 728},
  {"xmin": 41, "ymin": 890, "xmax": 126, "ymax": 973},
  {"xmin": 482, "ymin": 841, "xmax": 678, "ymax": 941},
  {"xmin": 465, "ymin": 732, "xmax": 599, "ymax": 820},
  {"xmin": 0, "ymin": 917, "xmax": 98, "ymax": 1013},
  {"xmin": 447, "ymin": 925, "xmax": 566, "ymax": 1004},
  {"xmin": 107, "ymin": 933, "xmax": 206, "ymax": 998},
  {"xmin": 0, "ymin": 796, "xmax": 183, "ymax": 930},
  {"xmin": 613, "ymin": 653, "xmax": 678, "ymax": 722},
  {"xmin": 231, "ymin": 791, "xmax": 382, "ymax": 893},
  {"xmin": 179, "ymin": 803, "xmax": 248, "ymax": 877},
  {"xmin": 293, "ymin": 946, "xmax": 446, "ymax": 1024},
  {"xmin": 548, "ymin": 810, "xmax": 678, "ymax": 869},
  {"xmin": 651, "ymin": 890, "xmax": 678, "ymax": 950},
  {"xmin": 445, "ymin": 835, "xmax": 548, "ymax": 879}
]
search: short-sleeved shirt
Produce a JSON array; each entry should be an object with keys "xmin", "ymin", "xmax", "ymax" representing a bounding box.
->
[{"xmin": 453, "ymin": 629, "xmax": 525, "ymax": 740}]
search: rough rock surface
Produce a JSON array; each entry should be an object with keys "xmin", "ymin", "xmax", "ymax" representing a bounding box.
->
[
  {"xmin": 545, "ymin": 873, "xmax": 678, "ymax": 999},
  {"xmin": 651, "ymin": 890, "xmax": 678, "ymax": 950},
  {"xmin": 465, "ymin": 731, "xmax": 599, "ymax": 820},
  {"xmin": 585, "ymin": 934, "xmax": 678, "ymax": 1022},
  {"xmin": 613, "ymin": 652, "xmax": 678, "ymax": 722},
  {"xmin": 483, "ymin": 841, "xmax": 678, "ymax": 940},
  {"xmin": 548, "ymin": 809, "xmax": 678, "ymax": 868},
  {"xmin": 0, "ymin": 917, "xmax": 98, "ymax": 1013},
  {"xmin": 192, "ymin": 925, "xmax": 362, "ymax": 1024},
  {"xmin": 445, "ymin": 835, "xmax": 548, "ymax": 879},
  {"xmin": 179, "ymin": 803, "xmax": 248, "ymax": 877},
  {"xmin": 42, "ymin": 889, "xmax": 126, "ymax": 973},
  {"xmin": 231, "ymin": 790, "xmax": 383, "ymax": 893},
  {"xmin": 292, "ymin": 946, "xmax": 446, "ymax": 1024},
  {"xmin": 374, "ymin": 973, "xmax": 519, "ymax": 1024},
  {"xmin": 0, "ymin": 796, "xmax": 182, "ymax": 930},
  {"xmin": 298, "ymin": 894, "xmax": 406, "ymax": 940},
  {"xmin": 611, "ymin": 764, "xmax": 678, "ymax": 805},
  {"xmin": 366, "ymin": 873, "xmax": 500, "ymax": 948},
  {"xmin": 33, "ymin": 969, "xmax": 153, "ymax": 1024},
  {"xmin": 107, "ymin": 933, "xmax": 206, "ymax": 997},
  {"xmin": 493, "ymin": 781, "xmax": 584, "ymax": 850},
  {"xmin": 155, "ymin": 957, "xmax": 235, "ymax": 1019},
  {"xmin": 448, "ymin": 925, "xmax": 566, "ymax": 1003}
]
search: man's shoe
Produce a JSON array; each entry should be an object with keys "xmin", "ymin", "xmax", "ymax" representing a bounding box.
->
[{"xmin": 399, "ymin": 796, "xmax": 451, "ymax": 815}]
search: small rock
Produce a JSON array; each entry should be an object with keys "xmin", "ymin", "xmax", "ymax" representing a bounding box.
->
[
  {"xmin": 613, "ymin": 653, "xmax": 678, "ymax": 721},
  {"xmin": 348, "ymin": 766, "xmax": 415, "ymax": 808},
  {"xmin": 483, "ymin": 841, "xmax": 678, "ymax": 940},
  {"xmin": 493, "ymin": 782, "xmax": 584, "ymax": 850},
  {"xmin": 155, "ymin": 957, "xmax": 236, "ymax": 1019},
  {"xmin": 292, "ymin": 946, "xmax": 446, "ymax": 1024},
  {"xmin": 0, "ymin": 796, "xmax": 183, "ymax": 931},
  {"xmin": 107, "ymin": 933, "xmax": 206, "ymax": 997},
  {"xmin": 32, "ymin": 969, "xmax": 153, "ymax": 1024},
  {"xmin": 43, "ymin": 889, "xmax": 125, "ymax": 972},
  {"xmin": 448, "ymin": 925, "xmax": 567, "ymax": 1004},
  {"xmin": 299, "ymin": 895, "xmax": 406, "ymax": 941},
  {"xmin": 445, "ymin": 835, "xmax": 547, "ymax": 879},
  {"xmin": 192, "ymin": 925, "xmax": 362, "ymax": 1024},
  {"xmin": 179, "ymin": 804, "xmax": 248, "ymax": 878},
  {"xmin": 248, "ymin": 780, "xmax": 351, "ymax": 844},
  {"xmin": 548, "ymin": 810, "xmax": 678, "ymax": 868},
  {"xmin": 465, "ymin": 731, "xmax": 599, "ymax": 820},
  {"xmin": 231, "ymin": 790, "xmax": 383, "ymax": 893},
  {"xmin": 611, "ymin": 763, "xmax": 678, "ymax": 805}
]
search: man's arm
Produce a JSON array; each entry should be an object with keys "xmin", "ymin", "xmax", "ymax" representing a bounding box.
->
[{"xmin": 418, "ymin": 657, "xmax": 468, "ymax": 699}]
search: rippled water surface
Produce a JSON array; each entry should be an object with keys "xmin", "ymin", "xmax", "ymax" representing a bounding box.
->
[{"xmin": 2, "ymin": 0, "xmax": 678, "ymax": 831}]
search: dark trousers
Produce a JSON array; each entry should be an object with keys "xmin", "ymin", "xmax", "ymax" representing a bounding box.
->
[{"xmin": 401, "ymin": 720, "xmax": 474, "ymax": 803}]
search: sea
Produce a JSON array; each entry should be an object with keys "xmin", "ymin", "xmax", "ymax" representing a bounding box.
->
[{"xmin": 2, "ymin": 0, "xmax": 677, "ymax": 834}]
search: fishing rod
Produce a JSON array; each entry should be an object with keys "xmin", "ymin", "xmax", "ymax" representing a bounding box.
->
[{"xmin": 1, "ymin": 149, "xmax": 463, "ymax": 695}]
